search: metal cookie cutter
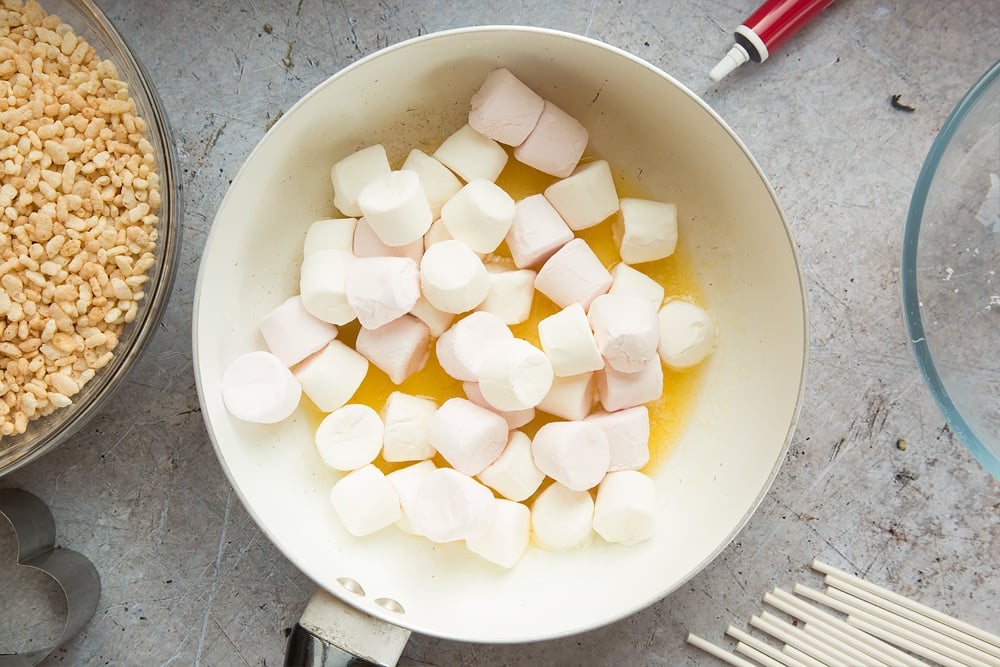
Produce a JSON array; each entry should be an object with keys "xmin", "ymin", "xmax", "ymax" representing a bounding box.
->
[{"xmin": 0, "ymin": 489, "xmax": 101, "ymax": 667}]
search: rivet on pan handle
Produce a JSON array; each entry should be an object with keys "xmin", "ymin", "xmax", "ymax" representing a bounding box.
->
[{"xmin": 0, "ymin": 489, "xmax": 101, "ymax": 667}]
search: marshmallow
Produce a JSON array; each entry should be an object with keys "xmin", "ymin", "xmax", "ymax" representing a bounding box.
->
[
  {"xmin": 304, "ymin": 218, "xmax": 357, "ymax": 255},
  {"xmin": 466, "ymin": 498, "xmax": 531, "ymax": 568},
  {"xmin": 423, "ymin": 218, "xmax": 456, "ymax": 248},
  {"xmin": 468, "ymin": 68, "xmax": 545, "ymax": 147},
  {"xmin": 433, "ymin": 124, "xmax": 508, "ymax": 183},
  {"xmin": 435, "ymin": 311, "xmax": 513, "ymax": 382},
  {"xmin": 419, "ymin": 239, "xmax": 490, "ymax": 314},
  {"xmin": 409, "ymin": 295, "xmax": 455, "ymax": 337},
  {"xmin": 294, "ymin": 340, "xmax": 369, "ymax": 412},
  {"xmin": 534, "ymin": 238, "xmax": 612, "ymax": 310},
  {"xmin": 463, "ymin": 382, "xmax": 535, "ymax": 429},
  {"xmin": 386, "ymin": 459, "xmax": 437, "ymax": 534},
  {"xmin": 400, "ymin": 148, "xmax": 463, "ymax": 218},
  {"xmin": 381, "ymin": 392, "xmax": 438, "ymax": 462},
  {"xmin": 592, "ymin": 470, "xmax": 657, "ymax": 545},
  {"xmin": 609, "ymin": 263, "xmax": 665, "ymax": 311},
  {"xmin": 585, "ymin": 407, "xmax": 651, "ymax": 471},
  {"xmin": 315, "ymin": 404, "xmax": 384, "ymax": 471},
  {"xmin": 506, "ymin": 194, "xmax": 574, "ymax": 269},
  {"xmin": 477, "ymin": 266, "xmax": 536, "ymax": 325},
  {"xmin": 478, "ymin": 338, "xmax": 554, "ymax": 411},
  {"xmin": 259, "ymin": 295, "xmax": 338, "ymax": 367},
  {"xmin": 329, "ymin": 464, "xmax": 401, "ymax": 537},
  {"xmin": 531, "ymin": 420, "xmax": 610, "ymax": 491},
  {"xmin": 221, "ymin": 351, "xmax": 301, "ymax": 424},
  {"xmin": 597, "ymin": 359, "xmax": 663, "ymax": 412},
  {"xmin": 357, "ymin": 170, "xmax": 433, "ymax": 246},
  {"xmin": 345, "ymin": 256, "xmax": 420, "ymax": 330},
  {"xmin": 531, "ymin": 483, "xmax": 594, "ymax": 551},
  {"xmin": 587, "ymin": 293, "xmax": 660, "ymax": 373},
  {"xmin": 355, "ymin": 315, "xmax": 430, "ymax": 385},
  {"xmin": 427, "ymin": 398, "xmax": 509, "ymax": 475},
  {"xmin": 331, "ymin": 144, "xmax": 392, "ymax": 217},
  {"xmin": 613, "ymin": 198, "xmax": 678, "ymax": 265},
  {"xmin": 543, "ymin": 160, "xmax": 619, "ymax": 231},
  {"xmin": 408, "ymin": 467, "xmax": 494, "ymax": 543},
  {"xmin": 440, "ymin": 179, "xmax": 516, "ymax": 254},
  {"xmin": 299, "ymin": 249, "xmax": 356, "ymax": 325},
  {"xmin": 477, "ymin": 430, "xmax": 545, "ymax": 501},
  {"xmin": 353, "ymin": 217, "xmax": 423, "ymax": 263},
  {"xmin": 536, "ymin": 302, "xmax": 604, "ymax": 377},
  {"xmin": 513, "ymin": 100, "xmax": 588, "ymax": 178},
  {"xmin": 657, "ymin": 300, "xmax": 718, "ymax": 369},
  {"xmin": 536, "ymin": 372, "xmax": 596, "ymax": 421}
]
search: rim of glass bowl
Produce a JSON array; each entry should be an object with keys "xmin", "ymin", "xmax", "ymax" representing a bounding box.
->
[
  {"xmin": 0, "ymin": 0, "xmax": 182, "ymax": 477},
  {"xmin": 901, "ymin": 59, "xmax": 1000, "ymax": 479}
]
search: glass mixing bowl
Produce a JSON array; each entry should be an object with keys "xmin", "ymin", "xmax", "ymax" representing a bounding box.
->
[
  {"xmin": 0, "ymin": 0, "xmax": 182, "ymax": 476},
  {"xmin": 902, "ymin": 59, "xmax": 1000, "ymax": 479}
]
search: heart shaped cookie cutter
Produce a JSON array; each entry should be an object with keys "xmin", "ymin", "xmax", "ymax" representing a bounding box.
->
[{"xmin": 0, "ymin": 489, "xmax": 101, "ymax": 667}]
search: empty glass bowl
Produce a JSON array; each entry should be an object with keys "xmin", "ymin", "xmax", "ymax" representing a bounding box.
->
[{"xmin": 902, "ymin": 59, "xmax": 1000, "ymax": 479}]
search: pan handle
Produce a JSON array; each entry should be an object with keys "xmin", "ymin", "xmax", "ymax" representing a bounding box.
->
[{"xmin": 284, "ymin": 588, "xmax": 411, "ymax": 667}]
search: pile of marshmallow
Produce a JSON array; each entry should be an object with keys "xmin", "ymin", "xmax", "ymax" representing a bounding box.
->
[{"xmin": 220, "ymin": 68, "xmax": 718, "ymax": 568}]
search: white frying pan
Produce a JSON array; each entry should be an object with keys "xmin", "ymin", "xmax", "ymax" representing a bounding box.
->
[{"xmin": 192, "ymin": 26, "xmax": 807, "ymax": 664}]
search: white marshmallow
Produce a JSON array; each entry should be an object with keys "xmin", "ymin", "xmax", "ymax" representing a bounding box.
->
[
  {"xmin": 613, "ymin": 198, "xmax": 678, "ymax": 265},
  {"xmin": 422, "ymin": 218, "xmax": 455, "ymax": 248},
  {"xmin": 543, "ymin": 160, "xmax": 619, "ymax": 231},
  {"xmin": 409, "ymin": 295, "xmax": 455, "ymax": 338},
  {"xmin": 345, "ymin": 256, "xmax": 420, "ymax": 330},
  {"xmin": 353, "ymin": 217, "xmax": 423, "ymax": 263},
  {"xmin": 536, "ymin": 372, "xmax": 596, "ymax": 421},
  {"xmin": 315, "ymin": 404, "xmax": 384, "ymax": 471},
  {"xmin": 506, "ymin": 194, "xmax": 574, "ymax": 269},
  {"xmin": 596, "ymin": 359, "xmax": 663, "ymax": 412},
  {"xmin": 477, "ymin": 266, "xmax": 536, "ymax": 325},
  {"xmin": 531, "ymin": 483, "xmax": 594, "ymax": 551},
  {"xmin": 440, "ymin": 179, "xmax": 515, "ymax": 254},
  {"xmin": 466, "ymin": 498, "xmax": 531, "ymax": 568},
  {"xmin": 609, "ymin": 263, "xmax": 665, "ymax": 311},
  {"xmin": 534, "ymin": 238, "xmax": 612, "ymax": 310},
  {"xmin": 299, "ymin": 249, "xmax": 356, "ymax": 325},
  {"xmin": 593, "ymin": 470, "xmax": 657, "ymax": 545},
  {"xmin": 386, "ymin": 459, "xmax": 437, "ymax": 534},
  {"xmin": 294, "ymin": 340, "xmax": 368, "ymax": 412},
  {"xmin": 381, "ymin": 392, "xmax": 437, "ymax": 462},
  {"xmin": 657, "ymin": 300, "xmax": 718, "ymax": 369},
  {"xmin": 476, "ymin": 430, "xmax": 545, "ymax": 501},
  {"xmin": 419, "ymin": 240, "xmax": 490, "ymax": 314},
  {"xmin": 408, "ymin": 467, "xmax": 494, "ymax": 543},
  {"xmin": 478, "ymin": 338, "xmax": 554, "ymax": 411},
  {"xmin": 304, "ymin": 218, "xmax": 357, "ymax": 255},
  {"xmin": 435, "ymin": 311, "xmax": 513, "ymax": 382},
  {"xmin": 587, "ymin": 293, "xmax": 660, "ymax": 373},
  {"xmin": 357, "ymin": 170, "xmax": 433, "ymax": 246},
  {"xmin": 221, "ymin": 351, "xmax": 301, "ymax": 424},
  {"xmin": 463, "ymin": 382, "xmax": 535, "ymax": 429},
  {"xmin": 331, "ymin": 144, "xmax": 392, "ymax": 218},
  {"xmin": 400, "ymin": 148, "xmax": 463, "ymax": 218},
  {"xmin": 355, "ymin": 315, "xmax": 430, "ymax": 385},
  {"xmin": 468, "ymin": 68, "xmax": 545, "ymax": 147},
  {"xmin": 329, "ymin": 464, "xmax": 401, "ymax": 537},
  {"xmin": 536, "ymin": 302, "xmax": 604, "ymax": 377},
  {"xmin": 433, "ymin": 124, "xmax": 508, "ymax": 183},
  {"xmin": 513, "ymin": 100, "xmax": 588, "ymax": 178},
  {"xmin": 427, "ymin": 398, "xmax": 509, "ymax": 475},
  {"xmin": 259, "ymin": 295, "xmax": 338, "ymax": 367},
  {"xmin": 585, "ymin": 407, "xmax": 651, "ymax": 472},
  {"xmin": 531, "ymin": 420, "xmax": 610, "ymax": 491}
]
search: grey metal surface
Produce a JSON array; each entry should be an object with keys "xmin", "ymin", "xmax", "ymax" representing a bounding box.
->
[{"xmin": 1, "ymin": 1, "xmax": 998, "ymax": 665}]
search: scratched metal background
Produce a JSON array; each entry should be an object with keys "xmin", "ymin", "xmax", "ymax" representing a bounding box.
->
[{"xmin": 1, "ymin": 1, "xmax": 998, "ymax": 665}]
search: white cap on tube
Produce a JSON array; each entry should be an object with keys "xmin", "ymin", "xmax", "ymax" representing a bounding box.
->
[{"xmin": 709, "ymin": 44, "xmax": 750, "ymax": 82}]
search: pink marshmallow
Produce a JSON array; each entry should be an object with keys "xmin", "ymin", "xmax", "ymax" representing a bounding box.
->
[
  {"xmin": 427, "ymin": 398, "xmax": 509, "ymax": 475},
  {"xmin": 513, "ymin": 100, "xmax": 588, "ymax": 178},
  {"xmin": 584, "ymin": 406, "xmax": 651, "ymax": 472},
  {"xmin": 435, "ymin": 311, "xmax": 513, "ymax": 382},
  {"xmin": 259, "ymin": 295, "xmax": 338, "ymax": 367},
  {"xmin": 531, "ymin": 420, "xmax": 610, "ymax": 491},
  {"xmin": 506, "ymin": 194, "xmax": 574, "ymax": 269},
  {"xmin": 353, "ymin": 217, "xmax": 423, "ymax": 263},
  {"xmin": 345, "ymin": 256, "xmax": 420, "ymax": 330},
  {"xmin": 468, "ymin": 68, "xmax": 545, "ymax": 147},
  {"xmin": 355, "ymin": 315, "xmax": 431, "ymax": 385},
  {"xmin": 534, "ymin": 238, "xmax": 612, "ymax": 310},
  {"xmin": 596, "ymin": 359, "xmax": 664, "ymax": 412}
]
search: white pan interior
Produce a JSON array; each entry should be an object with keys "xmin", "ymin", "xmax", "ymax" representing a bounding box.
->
[{"xmin": 193, "ymin": 26, "xmax": 807, "ymax": 643}]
